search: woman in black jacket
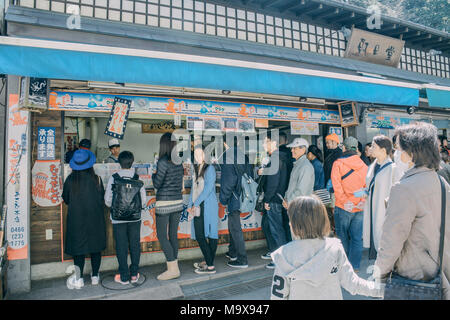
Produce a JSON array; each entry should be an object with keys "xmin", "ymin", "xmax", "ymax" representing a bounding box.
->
[
  {"xmin": 62, "ymin": 149, "xmax": 106, "ymax": 289},
  {"xmin": 153, "ymin": 132, "xmax": 185, "ymax": 280}
]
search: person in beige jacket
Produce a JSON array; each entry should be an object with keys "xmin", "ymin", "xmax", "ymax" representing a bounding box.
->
[{"xmin": 374, "ymin": 122, "xmax": 450, "ymax": 300}]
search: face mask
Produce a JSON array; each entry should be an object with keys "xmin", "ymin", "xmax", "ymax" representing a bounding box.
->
[{"xmin": 394, "ymin": 150, "xmax": 410, "ymax": 172}]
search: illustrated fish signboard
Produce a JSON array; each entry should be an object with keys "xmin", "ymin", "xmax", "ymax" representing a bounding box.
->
[{"xmin": 49, "ymin": 91, "xmax": 341, "ymax": 124}]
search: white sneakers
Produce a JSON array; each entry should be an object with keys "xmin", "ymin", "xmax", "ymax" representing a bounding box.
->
[
  {"xmin": 66, "ymin": 274, "xmax": 84, "ymax": 290},
  {"xmin": 91, "ymin": 274, "xmax": 100, "ymax": 285}
]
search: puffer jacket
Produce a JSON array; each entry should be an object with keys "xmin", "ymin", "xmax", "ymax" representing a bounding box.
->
[
  {"xmin": 331, "ymin": 151, "xmax": 368, "ymax": 213},
  {"xmin": 153, "ymin": 155, "xmax": 184, "ymax": 201},
  {"xmin": 375, "ymin": 167, "xmax": 450, "ymax": 300},
  {"xmin": 270, "ymin": 237, "xmax": 383, "ymax": 300}
]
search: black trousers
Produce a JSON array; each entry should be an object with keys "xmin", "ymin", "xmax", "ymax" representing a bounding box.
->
[
  {"xmin": 73, "ymin": 252, "xmax": 102, "ymax": 277},
  {"xmin": 193, "ymin": 203, "xmax": 218, "ymax": 267},
  {"xmin": 113, "ymin": 221, "xmax": 141, "ymax": 282},
  {"xmin": 156, "ymin": 211, "xmax": 182, "ymax": 262},
  {"xmin": 227, "ymin": 210, "xmax": 248, "ymax": 264}
]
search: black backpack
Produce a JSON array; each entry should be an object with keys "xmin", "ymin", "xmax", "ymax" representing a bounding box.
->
[{"xmin": 111, "ymin": 173, "xmax": 144, "ymax": 221}]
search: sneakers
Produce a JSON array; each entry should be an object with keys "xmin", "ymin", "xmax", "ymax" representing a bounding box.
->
[
  {"xmin": 194, "ymin": 266, "xmax": 216, "ymax": 275},
  {"xmin": 193, "ymin": 261, "xmax": 207, "ymax": 269},
  {"xmin": 266, "ymin": 262, "xmax": 276, "ymax": 269},
  {"xmin": 227, "ymin": 260, "xmax": 248, "ymax": 268},
  {"xmin": 67, "ymin": 274, "xmax": 84, "ymax": 290},
  {"xmin": 131, "ymin": 273, "xmax": 140, "ymax": 284},
  {"xmin": 91, "ymin": 274, "xmax": 100, "ymax": 286},
  {"xmin": 225, "ymin": 252, "xmax": 237, "ymax": 261},
  {"xmin": 114, "ymin": 274, "xmax": 130, "ymax": 285},
  {"xmin": 261, "ymin": 252, "xmax": 272, "ymax": 260}
]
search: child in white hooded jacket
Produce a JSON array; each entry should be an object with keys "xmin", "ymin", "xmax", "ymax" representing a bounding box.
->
[{"xmin": 271, "ymin": 196, "xmax": 383, "ymax": 300}]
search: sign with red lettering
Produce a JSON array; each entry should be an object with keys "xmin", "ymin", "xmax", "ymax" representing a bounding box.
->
[
  {"xmin": 104, "ymin": 97, "xmax": 131, "ymax": 139},
  {"xmin": 32, "ymin": 160, "xmax": 63, "ymax": 207}
]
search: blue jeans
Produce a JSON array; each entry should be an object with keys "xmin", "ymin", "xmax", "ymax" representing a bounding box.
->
[
  {"xmin": 262, "ymin": 202, "xmax": 287, "ymax": 253},
  {"xmin": 334, "ymin": 207, "xmax": 363, "ymax": 269}
]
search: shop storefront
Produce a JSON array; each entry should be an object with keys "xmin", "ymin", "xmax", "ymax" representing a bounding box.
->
[{"xmin": 2, "ymin": 35, "xmax": 449, "ymax": 290}]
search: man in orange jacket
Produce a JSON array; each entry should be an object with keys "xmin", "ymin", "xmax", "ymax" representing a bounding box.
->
[{"xmin": 331, "ymin": 136, "xmax": 368, "ymax": 271}]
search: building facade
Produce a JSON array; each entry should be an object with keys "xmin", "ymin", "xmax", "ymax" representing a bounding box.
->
[{"xmin": 0, "ymin": 0, "xmax": 449, "ymax": 295}]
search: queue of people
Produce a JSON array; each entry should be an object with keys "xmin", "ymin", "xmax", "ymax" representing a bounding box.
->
[{"xmin": 62, "ymin": 124, "xmax": 449, "ymax": 300}]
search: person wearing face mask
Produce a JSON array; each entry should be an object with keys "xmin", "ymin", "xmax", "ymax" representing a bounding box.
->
[
  {"xmin": 374, "ymin": 122, "xmax": 450, "ymax": 300},
  {"xmin": 362, "ymin": 135, "xmax": 395, "ymax": 261},
  {"xmin": 392, "ymin": 135, "xmax": 410, "ymax": 183}
]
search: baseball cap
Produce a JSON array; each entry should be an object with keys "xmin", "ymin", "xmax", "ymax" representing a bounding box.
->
[
  {"xmin": 344, "ymin": 136, "xmax": 358, "ymax": 151},
  {"xmin": 79, "ymin": 138, "xmax": 91, "ymax": 150},
  {"xmin": 108, "ymin": 138, "xmax": 120, "ymax": 148},
  {"xmin": 286, "ymin": 137, "xmax": 309, "ymax": 149},
  {"xmin": 325, "ymin": 133, "xmax": 340, "ymax": 144}
]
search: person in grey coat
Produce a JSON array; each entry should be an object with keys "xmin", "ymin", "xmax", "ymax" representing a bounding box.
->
[
  {"xmin": 375, "ymin": 122, "xmax": 450, "ymax": 300},
  {"xmin": 282, "ymin": 138, "xmax": 315, "ymax": 210}
]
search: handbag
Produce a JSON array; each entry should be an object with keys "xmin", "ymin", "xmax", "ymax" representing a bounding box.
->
[
  {"xmin": 384, "ymin": 176, "xmax": 446, "ymax": 300},
  {"xmin": 313, "ymin": 188, "xmax": 332, "ymax": 206}
]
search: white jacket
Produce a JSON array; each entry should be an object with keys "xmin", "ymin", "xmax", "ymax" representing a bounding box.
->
[
  {"xmin": 270, "ymin": 237, "xmax": 383, "ymax": 300},
  {"xmin": 363, "ymin": 158, "xmax": 395, "ymax": 250}
]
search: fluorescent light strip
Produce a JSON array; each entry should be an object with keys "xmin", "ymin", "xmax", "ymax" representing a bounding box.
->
[{"xmin": 0, "ymin": 36, "xmax": 423, "ymax": 90}]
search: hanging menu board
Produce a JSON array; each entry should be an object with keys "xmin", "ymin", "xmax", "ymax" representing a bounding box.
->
[{"xmin": 338, "ymin": 101, "xmax": 358, "ymax": 127}]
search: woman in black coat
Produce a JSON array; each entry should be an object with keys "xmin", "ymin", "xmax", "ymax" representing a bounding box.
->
[{"xmin": 62, "ymin": 149, "xmax": 106, "ymax": 289}]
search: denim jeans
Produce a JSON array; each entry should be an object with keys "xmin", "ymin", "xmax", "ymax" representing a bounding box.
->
[
  {"xmin": 334, "ymin": 207, "xmax": 363, "ymax": 270},
  {"xmin": 262, "ymin": 202, "xmax": 287, "ymax": 253},
  {"xmin": 113, "ymin": 221, "xmax": 141, "ymax": 282}
]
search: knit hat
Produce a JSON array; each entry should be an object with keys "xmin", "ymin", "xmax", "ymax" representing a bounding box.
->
[
  {"xmin": 343, "ymin": 136, "xmax": 358, "ymax": 151},
  {"xmin": 325, "ymin": 133, "xmax": 340, "ymax": 144},
  {"xmin": 79, "ymin": 138, "xmax": 91, "ymax": 150}
]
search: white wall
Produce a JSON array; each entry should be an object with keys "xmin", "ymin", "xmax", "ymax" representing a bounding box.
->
[{"xmin": 96, "ymin": 118, "xmax": 163, "ymax": 163}]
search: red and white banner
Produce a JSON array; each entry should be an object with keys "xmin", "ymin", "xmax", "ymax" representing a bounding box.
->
[{"xmin": 32, "ymin": 160, "xmax": 63, "ymax": 207}]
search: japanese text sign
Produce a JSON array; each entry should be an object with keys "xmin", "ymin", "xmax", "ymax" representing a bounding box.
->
[
  {"xmin": 37, "ymin": 127, "xmax": 56, "ymax": 160},
  {"xmin": 344, "ymin": 28, "xmax": 404, "ymax": 67},
  {"xmin": 104, "ymin": 97, "xmax": 131, "ymax": 139}
]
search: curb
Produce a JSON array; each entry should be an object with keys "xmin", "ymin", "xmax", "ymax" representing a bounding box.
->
[{"xmin": 80, "ymin": 263, "xmax": 269, "ymax": 300}]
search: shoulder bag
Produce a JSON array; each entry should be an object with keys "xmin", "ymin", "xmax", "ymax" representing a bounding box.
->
[{"xmin": 383, "ymin": 175, "xmax": 446, "ymax": 300}]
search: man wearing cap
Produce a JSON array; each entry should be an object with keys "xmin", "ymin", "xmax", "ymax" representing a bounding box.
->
[
  {"xmin": 105, "ymin": 138, "xmax": 120, "ymax": 164},
  {"xmin": 282, "ymin": 138, "xmax": 315, "ymax": 210},
  {"xmin": 331, "ymin": 136, "xmax": 368, "ymax": 271}
]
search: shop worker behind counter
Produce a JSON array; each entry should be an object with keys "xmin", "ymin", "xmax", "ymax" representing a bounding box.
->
[
  {"xmin": 105, "ymin": 151, "xmax": 146, "ymax": 285},
  {"xmin": 105, "ymin": 138, "xmax": 121, "ymax": 163}
]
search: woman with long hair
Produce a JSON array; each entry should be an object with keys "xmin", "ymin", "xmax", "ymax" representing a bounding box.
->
[
  {"xmin": 188, "ymin": 145, "xmax": 219, "ymax": 274},
  {"xmin": 153, "ymin": 132, "xmax": 185, "ymax": 280},
  {"xmin": 62, "ymin": 149, "xmax": 106, "ymax": 289}
]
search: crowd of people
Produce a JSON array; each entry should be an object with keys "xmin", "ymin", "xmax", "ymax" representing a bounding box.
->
[{"xmin": 61, "ymin": 122, "xmax": 449, "ymax": 300}]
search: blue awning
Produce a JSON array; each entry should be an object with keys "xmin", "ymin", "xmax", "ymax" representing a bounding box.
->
[
  {"xmin": 426, "ymin": 87, "xmax": 450, "ymax": 109},
  {"xmin": 0, "ymin": 37, "xmax": 421, "ymax": 106}
]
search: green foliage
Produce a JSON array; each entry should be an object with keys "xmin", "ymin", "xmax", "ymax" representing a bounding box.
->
[{"xmin": 344, "ymin": 0, "xmax": 449, "ymax": 32}]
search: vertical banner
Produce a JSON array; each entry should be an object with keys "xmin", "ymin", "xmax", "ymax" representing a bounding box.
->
[
  {"xmin": 104, "ymin": 97, "xmax": 131, "ymax": 139},
  {"xmin": 32, "ymin": 160, "xmax": 63, "ymax": 207},
  {"xmin": 37, "ymin": 127, "xmax": 56, "ymax": 160},
  {"xmin": 6, "ymin": 94, "xmax": 29, "ymax": 260}
]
